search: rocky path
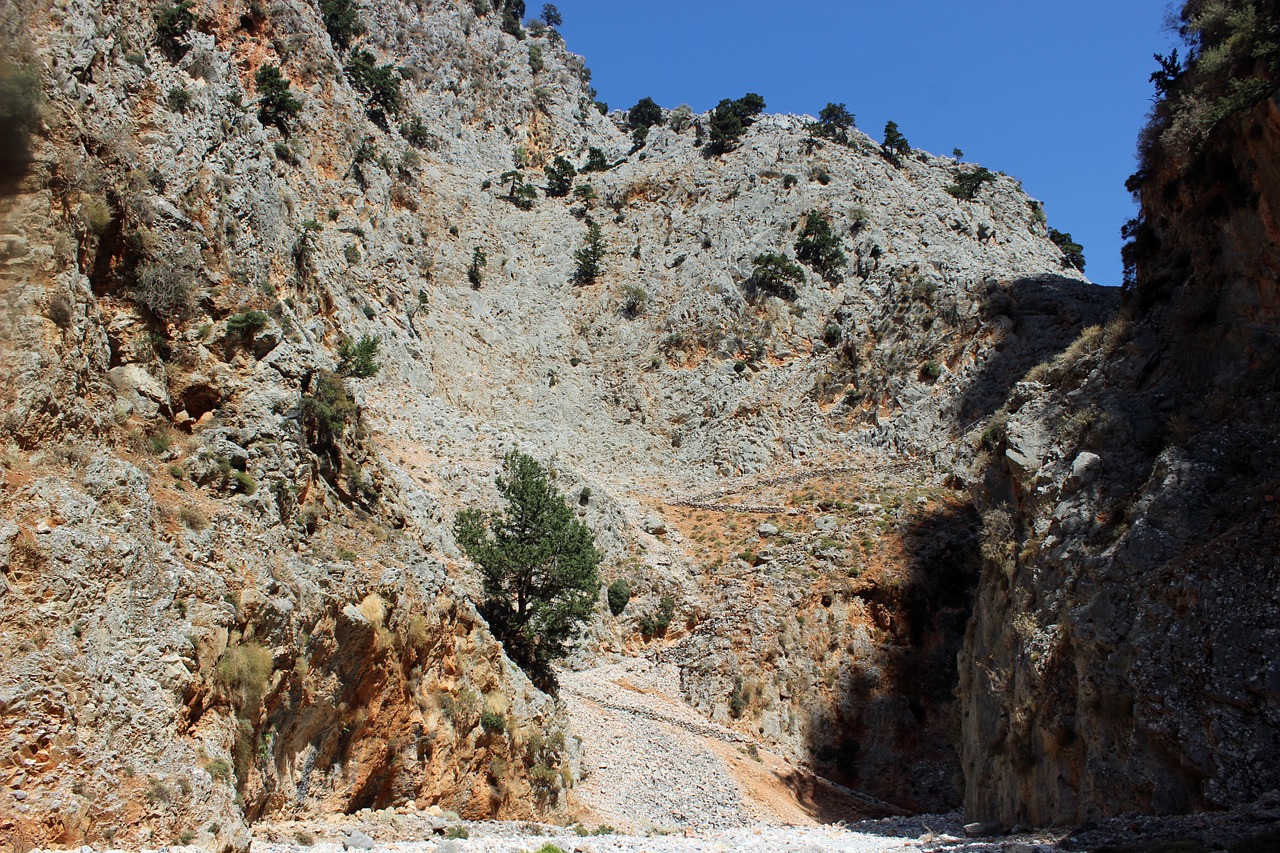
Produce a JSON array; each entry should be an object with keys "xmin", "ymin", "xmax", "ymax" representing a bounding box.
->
[{"xmin": 559, "ymin": 659, "xmax": 758, "ymax": 832}]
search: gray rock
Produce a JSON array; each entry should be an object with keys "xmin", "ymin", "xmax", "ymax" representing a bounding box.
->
[
  {"xmin": 342, "ymin": 830, "xmax": 375, "ymax": 850},
  {"xmin": 642, "ymin": 516, "xmax": 667, "ymax": 535}
]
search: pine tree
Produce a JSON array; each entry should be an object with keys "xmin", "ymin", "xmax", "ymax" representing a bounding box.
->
[{"xmin": 455, "ymin": 451, "xmax": 601, "ymax": 688}]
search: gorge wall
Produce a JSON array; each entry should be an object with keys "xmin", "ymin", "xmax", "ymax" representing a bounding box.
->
[{"xmin": 959, "ymin": 0, "xmax": 1280, "ymax": 826}]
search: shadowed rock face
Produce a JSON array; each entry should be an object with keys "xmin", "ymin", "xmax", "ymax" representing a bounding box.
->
[{"xmin": 958, "ymin": 63, "xmax": 1280, "ymax": 827}]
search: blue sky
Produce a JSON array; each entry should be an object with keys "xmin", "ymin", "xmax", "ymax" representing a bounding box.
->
[{"xmin": 549, "ymin": 1, "xmax": 1178, "ymax": 288}]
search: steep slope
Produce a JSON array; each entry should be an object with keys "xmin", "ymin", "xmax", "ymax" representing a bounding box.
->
[
  {"xmin": 959, "ymin": 0, "xmax": 1280, "ymax": 826},
  {"xmin": 0, "ymin": 0, "xmax": 1117, "ymax": 848}
]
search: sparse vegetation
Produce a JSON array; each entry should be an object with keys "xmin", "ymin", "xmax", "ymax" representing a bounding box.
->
[
  {"xmin": 336, "ymin": 333, "xmax": 380, "ymax": 378},
  {"xmin": 946, "ymin": 166, "xmax": 996, "ymax": 200},
  {"xmin": 606, "ymin": 579, "xmax": 630, "ymax": 616},
  {"xmin": 468, "ymin": 246, "xmax": 487, "ymax": 287},
  {"xmin": 794, "ymin": 212, "xmax": 846, "ymax": 280},
  {"xmin": 215, "ymin": 642, "xmax": 273, "ymax": 710},
  {"xmin": 745, "ymin": 252, "xmax": 804, "ymax": 301},
  {"xmin": 255, "ymin": 65, "xmax": 303, "ymax": 136},
  {"xmin": 707, "ymin": 93, "xmax": 765, "ymax": 153},
  {"xmin": 573, "ymin": 219, "xmax": 606, "ymax": 284}
]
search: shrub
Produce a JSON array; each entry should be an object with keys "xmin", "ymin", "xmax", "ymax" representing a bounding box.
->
[
  {"xmin": 573, "ymin": 219, "xmax": 606, "ymax": 284},
  {"xmin": 133, "ymin": 262, "xmax": 196, "ymax": 321},
  {"xmin": 606, "ymin": 579, "xmax": 630, "ymax": 616},
  {"xmin": 572, "ymin": 183, "xmax": 597, "ymax": 208},
  {"xmin": 454, "ymin": 451, "xmax": 601, "ymax": 686},
  {"xmin": 527, "ymin": 43, "xmax": 544, "ymax": 73},
  {"xmin": 631, "ymin": 125, "xmax": 649, "ymax": 148},
  {"xmin": 343, "ymin": 243, "xmax": 360, "ymax": 265},
  {"xmin": 619, "ymin": 283, "xmax": 647, "ymax": 318},
  {"xmin": 822, "ymin": 323, "xmax": 843, "ymax": 347},
  {"xmin": 668, "ymin": 103, "xmax": 693, "ymax": 132},
  {"xmin": 782, "ymin": 173, "xmax": 798, "ymax": 189},
  {"xmin": 205, "ymin": 758, "xmax": 231, "ymax": 782},
  {"xmin": 638, "ymin": 595, "xmax": 675, "ymax": 639},
  {"xmin": 1049, "ymin": 228, "xmax": 1086, "ymax": 271},
  {"xmin": 215, "ymin": 642, "xmax": 273, "ymax": 710},
  {"xmin": 337, "ymin": 333, "xmax": 380, "ymax": 378},
  {"xmin": 155, "ymin": 0, "xmax": 196, "ymax": 60},
  {"xmin": 301, "ymin": 370, "xmax": 357, "ymax": 445},
  {"xmin": 500, "ymin": 6, "xmax": 525, "ymax": 38},
  {"xmin": 468, "ymin": 246, "xmax": 487, "ymax": 287},
  {"xmin": 400, "ymin": 117, "xmax": 431, "ymax": 147},
  {"xmin": 946, "ymin": 166, "xmax": 996, "ymax": 200},
  {"xmin": 179, "ymin": 504, "xmax": 209, "ymax": 531},
  {"xmin": 745, "ymin": 253, "xmax": 804, "ymax": 301},
  {"xmin": 794, "ymin": 212, "xmax": 846, "ymax": 279},
  {"xmin": 444, "ymin": 826, "xmax": 469, "ymax": 840},
  {"xmin": 480, "ymin": 710, "xmax": 506, "ymax": 733},
  {"xmin": 919, "ymin": 360, "xmax": 942, "ymax": 382},
  {"xmin": 729, "ymin": 676, "xmax": 747, "ymax": 718},
  {"xmin": 255, "ymin": 65, "xmax": 303, "ymax": 136},
  {"xmin": 321, "ymin": 0, "xmax": 365, "ymax": 50},
  {"xmin": 345, "ymin": 49, "xmax": 402, "ymax": 117},
  {"xmin": 544, "ymin": 155, "xmax": 576, "ymax": 197},
  {"xmin": 226, "ymin": 310, "xmax": 268, "ymax": 337},
  {"xmin": 167, "ymin": 86, "xmax": 193, "ymax": 113},
  {"xmin": 534, "ymin": 845, "xmax": 566, "ymax": 853},
  {"xmin": 231, "ymin": 470, "xmax": 257, "ymax": 495}
]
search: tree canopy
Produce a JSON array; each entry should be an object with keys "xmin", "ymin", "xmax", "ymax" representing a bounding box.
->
[
  {"xmin": 707, "ymin": 93, "xmax": 766, "ymax": 153},
  {"xmin": 454, "ymin": 451, "xmax": 601, "ymax": 688},
  {"xmin": 815, "ymin": 102, "xmax": 855, "ymax": 144},
  {"xmin": 254, "ymin": 65, "xmax": 303, "ymax": 136},
  {"xmin": 544, "ymin": 155, "xmax": 576, "ymax": 197},
  {"xmin": 628, "ymin": 96, "xmax": 663, "ymax": 129},
  {"xmin": 794, "ymin": 212, "xmax": 846, "ymax": 280}
]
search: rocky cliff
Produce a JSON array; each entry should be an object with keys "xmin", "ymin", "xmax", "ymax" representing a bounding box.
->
[
  {"xmin": 959, "ymin": 0, "xmax": 1280, "ymax": 826},
  {"xmin": 0, "ymin": 0, "xmax": 1141, "ymax": 848}
]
